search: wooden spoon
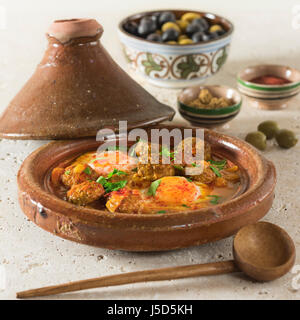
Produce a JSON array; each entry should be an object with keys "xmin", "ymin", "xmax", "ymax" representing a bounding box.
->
[{"xmin": 16, "ymin": 221, "xmax": 295, "ymax": 299}]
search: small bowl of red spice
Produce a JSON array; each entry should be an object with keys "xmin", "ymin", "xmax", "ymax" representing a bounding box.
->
[{"xmin": 237, "ymin": 64, "xmax": 300, "ymax": 110}]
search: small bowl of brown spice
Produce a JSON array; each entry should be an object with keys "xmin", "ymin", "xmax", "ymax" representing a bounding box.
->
[{"xmin": 178, "ymin": 85, "xmax": 242, "ymax": 127}]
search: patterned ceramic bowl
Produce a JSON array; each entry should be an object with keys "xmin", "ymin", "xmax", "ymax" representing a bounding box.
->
[
  {"xmin": 118, "ymin": 10, "xmax": 234, "ymax": 88},
  {"xmin": 178, "ymin": 85, "xmax": 242, "ymax": 127},
  {"xmin": 237, "ymin": 65, "xmax": 300, "ymax": 110}
]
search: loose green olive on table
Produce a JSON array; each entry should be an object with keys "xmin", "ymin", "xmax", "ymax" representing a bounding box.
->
[
  {"xmin": 245, "ymin": 131, "xmax": 267, "ymax": 151},
  {"xmin": 258, "ymin": 121, "xmax": 279, "ymax": 140},
  {"xmin": 123, "ymin": 11, "xmax": 226, "ymax": 45},
  {"xmin": 276, "ymin": 129, "xmax": 298, "ymax": 149},
  {"xmin": 246, "ymin": 121, "xmax": 298, "ymax": 150}
]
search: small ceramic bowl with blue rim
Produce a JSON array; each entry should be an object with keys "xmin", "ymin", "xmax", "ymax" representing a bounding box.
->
[
  {"xmin": 237, "ymin": 64, "xmax": 300, "ymax": 110},
  {"xmin": 178, "ymin": 85, "xmax": 242, "ymax": 127},
  {"xmin": 118, "ymin": 10, "xmax": 234, "ymax": 88}
]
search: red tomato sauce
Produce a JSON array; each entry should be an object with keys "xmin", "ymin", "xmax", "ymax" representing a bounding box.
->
[{"xmin": 250, "ymin": 75, "xmax": 291, "ymax": 85}]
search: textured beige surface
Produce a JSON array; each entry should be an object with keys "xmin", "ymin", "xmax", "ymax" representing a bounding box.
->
[{"xmin": 0, "ymin": 0, "xmax": 299, "ymax": 300}]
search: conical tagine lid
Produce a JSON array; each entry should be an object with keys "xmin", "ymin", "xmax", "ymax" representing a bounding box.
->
[{"xmin": 0, "ymin": 19, "xmax": 175, "ymax": 140}]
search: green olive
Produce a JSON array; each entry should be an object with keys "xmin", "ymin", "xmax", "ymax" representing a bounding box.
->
[
  {"xmin": 181, "ymin": 12, "xmax": 202, "ymax": 23},
  {"xmin": 178, "ymin": 38, "xmax": 194, "ymax": 45},
  {"xmin": 245, "ymin": 131, "xmax": 267, "ymax": 150},
  {"xmin": 209, "ymin": 24, "xmax": 223, "ymax": 33},
  {"xmin": 161, "ymin": 22, "xmax": 181, "ymax": 33},
  {"xmin": 257, "ymin": 120, "xmax": 279, "ymax": 139},
  {"xmin": 275, "ymin": 129, "xmax": 298, "ymax": 149}
]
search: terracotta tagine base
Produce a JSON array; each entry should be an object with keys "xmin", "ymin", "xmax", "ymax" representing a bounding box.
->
[
  {"xmin": 17, "ymin": 125, "xmax": 276, "ymax": 251},
  {"xmin": 0, "ymin": 19, "xmax": 175, "ymax": 140}
]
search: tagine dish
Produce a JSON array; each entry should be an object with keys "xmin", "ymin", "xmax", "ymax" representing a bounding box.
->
[
  {"xmin": 18, "ymin": 126, "xmax": 276, "ymax": 251},
  {"xmin": 50, "ymin": 138, "xmax": 241, "ymax": 215}
]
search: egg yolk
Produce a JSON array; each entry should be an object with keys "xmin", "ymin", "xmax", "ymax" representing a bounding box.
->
[
  {"xmin": 154, "ymin": 176, "xmax": 200, "ymax": 205},
  {"xmin": 89, "ymin": 151, "xmax": 137, "ymax": 176}
]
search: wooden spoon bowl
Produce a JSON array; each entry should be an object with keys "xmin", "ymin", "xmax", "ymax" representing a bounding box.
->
[{"xmin": 233, "ymin": 221, "xmax": 296, "ymax": 281}]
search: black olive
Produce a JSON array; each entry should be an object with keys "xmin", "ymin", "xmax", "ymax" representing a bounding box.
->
[
  {"xmin": 216, "ymin": 29, "xmax": 226, "ymax": 36},
  {"xmin": 208, "ymin": 31, "xmax": 219, "ymax": 39},
  {"xmin": 158, "ymin": 11, "xmax": 176, "ymax": 27},
  {"xmin": 151, "ymin": 12, "xmax": 161, "ymax": 27},
  {"xmin": 138, "ymin": 17, "xmax": 157, "ymax": 37},
  {"xmin": 202, "ymin": 33, "xmax": 211, "ymax": 41},
  {"xmin": 191, "ymin": 18, "xmax": 209, "ymax": 31},
  {"xmin": 186, "ymin": 23, "xmax": 206, "ymax": 37},
  {"xmin": 192, "ymin": 31, "xmax": 211, "ymax": 42},
  {"xmin": 146, "ymin": 33, "xmax": 162, "ymax": 42},
  {"xmin": 140, "ymin": 16, "xmax": 153, "ymax": 25},
  {"xmin": 162, "ymin": 28, "xmax": 180, "ymax": 42},
  {"xmin": 123, "ymin": 21, "xmax": 138, "ymax": 36}
]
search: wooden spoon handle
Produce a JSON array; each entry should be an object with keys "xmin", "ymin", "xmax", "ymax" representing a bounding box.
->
[{"xmin": 17, "ymin": 260, "xmax": 238, "ymax": 298}]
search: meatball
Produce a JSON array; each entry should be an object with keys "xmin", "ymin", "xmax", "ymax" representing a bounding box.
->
[
  {"xmin": 128, "ymin": 163, "xmax": 175, "ymax": 189},
  {"xmin": 51, "ymin": 167, "xmax": 65, "ymax": 186},
  {"xmin": 61, "ymin": 164, "xmax": 98, "ymax": 188},
  {"xmin": 174, "ymin": 137, "xmax": 211, "ymax": 164},
  {"xmin": 192, "ymin": 167, "xmax": 216, "ymax": 184},
  {"xmin": 134, "ymin": 140, "xmax": 162, "ymax": 164},
  {"xmin": 106, "ymin": 189, "xmax": 142, "ymax": 213},
  {"xmin": 67, "ymin": 181, "xmax": 105, "ymax": 206}
]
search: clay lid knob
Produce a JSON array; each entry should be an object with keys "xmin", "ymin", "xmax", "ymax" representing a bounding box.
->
[{"xmin": 47, "ymin": 18, "xmax": 103, "ymax": 43}]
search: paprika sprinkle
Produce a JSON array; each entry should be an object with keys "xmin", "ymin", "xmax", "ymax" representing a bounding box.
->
[{"xmin": 250, "ymin": 75, "xmax": 291, "ymax": 85}]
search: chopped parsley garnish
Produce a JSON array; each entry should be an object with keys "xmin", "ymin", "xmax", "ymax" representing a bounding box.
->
[
  {"xmin": 191, "ymin": 162, "xmax": 204, "ymax": 168},
  {"xmin": 97, "ymin": 177, "xmax": 127, "ymax": 193},
  {"xmin": 90, "ymin": 157, "xmax": 106, "ymax": 163},
  {"xmin": 147, "ymin": 179, "xmax": 161, "ymax": 196},
  {"xmin": 207, "ymin": 159, "xmax": 227, "ymax": 177},
  {"xmin": 83, "ymin": 167, "xmax": 92, "ymax": 175},
  {"xmin": 129, "ymin": 148, "xmax": 137, "ymax": 157},
  {"xmin": 160, "ymin": 146, "xmax": 176, "ymax": 160},
  {"xmin": 207, "ymin": 195, "xmax": 221, "ymax": 205},
  {"xmin": 106, "ymin": 168, "xmax": 127, "ymax": 179},
  {"xmin": 173, "ymin": 165, "xmax": 184, "ymax": 171},
  {"xmin": 182, "ymin": 204, "xmax": 190, "ymax": 208},
  {"xmin": 96, "ymin": 176, "xmax": 107, "ymax": 184},
  {"xmin": 186, "ymin": 177, "xmax": 193, "ymax": 182},
  {"xmin": 208, "ymin": 159, "xmax": 227, "ymax": 170},
  {"xmin": 65, "ymin": 170, "xmax": 71, "ymax": 175},
  {"xmin": 157, "ymin": 210, "xmax": 166, "ymax": 214},
  {"xmin": 96, "ymin": 169, "xmax": 128, "ymax": 193},
  {"xmin": 106, "ymin": 180, "xmax": 127, "ymax": 192},
  {"xmin": 209, "ymin": 165, "xmax": 222, "ymax": 177}
]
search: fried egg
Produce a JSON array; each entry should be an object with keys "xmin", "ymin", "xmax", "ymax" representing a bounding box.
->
[
  {"xmin": 106, "ymin": 176, "xmax": 212, "ymax": 214},
  {"xmin": 88, "ymin": 150, "xmax": 138, "ymax": 176},
  {"xmin": 154, "ymin": 176, "xmax": 201, "ymax": 205}
]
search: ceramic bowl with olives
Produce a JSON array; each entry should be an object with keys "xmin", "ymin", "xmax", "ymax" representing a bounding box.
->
[{"xmin": 118, "ymin": 10, "xmax": 233, "ymax": 88}]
